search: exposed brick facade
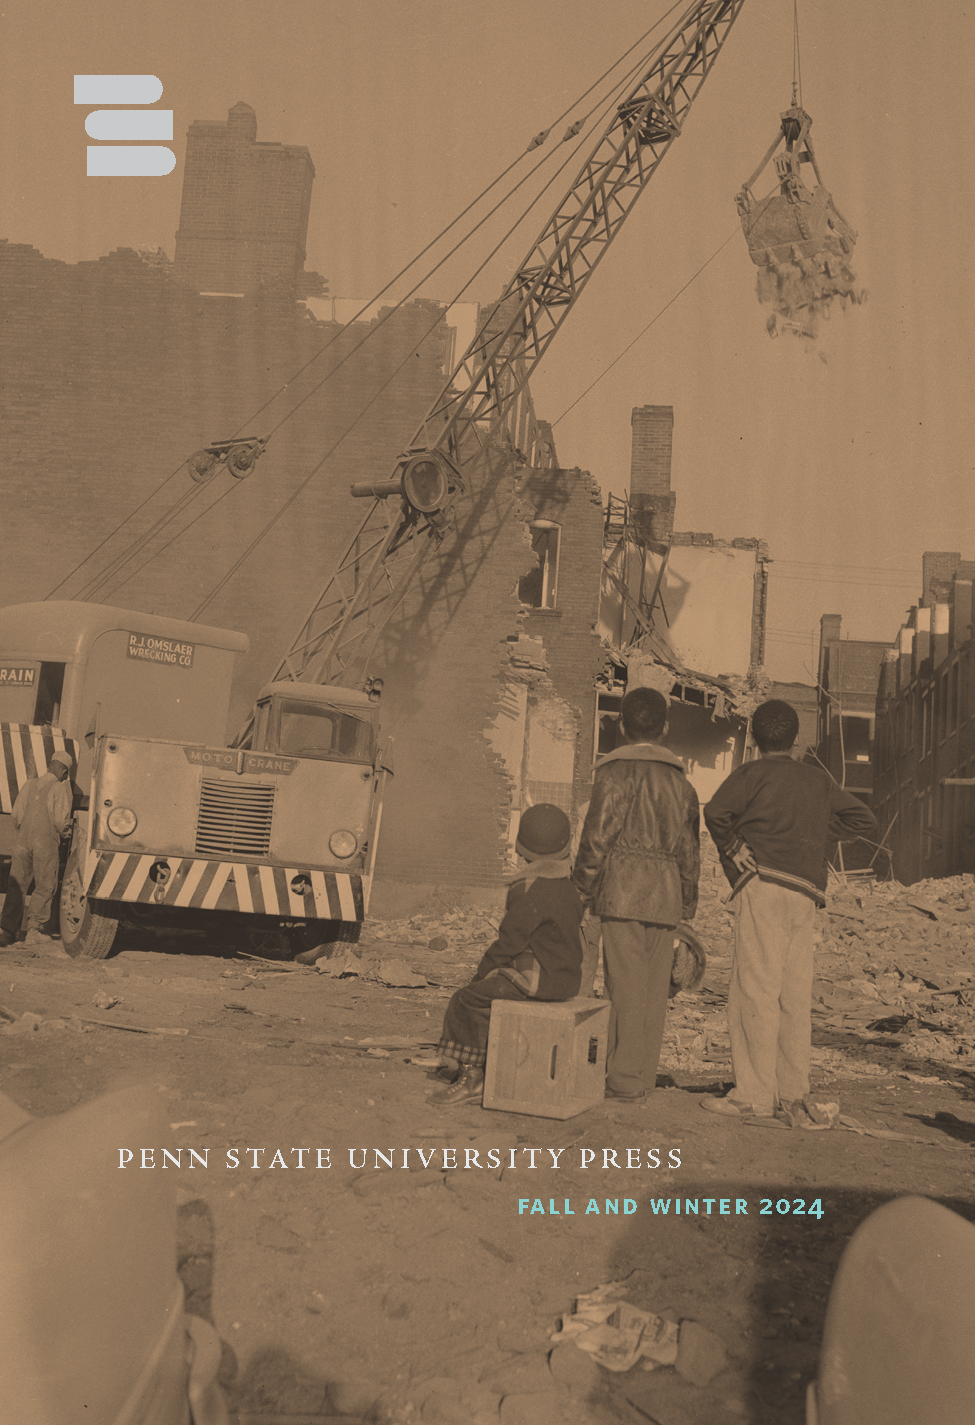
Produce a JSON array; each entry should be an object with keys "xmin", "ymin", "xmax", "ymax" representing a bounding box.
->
[{"xmin": 519, "ymin": 467, "xmax": 608, "ymax": 821}]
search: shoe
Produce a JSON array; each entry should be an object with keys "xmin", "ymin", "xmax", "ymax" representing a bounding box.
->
[
  {"xmin": 700, "ymin": 1094, "xmax": 772, "ymax": 1119},
  {"xmin": 0, "ymin": 931, "xmax": 16, "ymax": 948},
  {"xmin": 24, "ymin": 930, "xmax": 55, "ymax": 945},
  {"xmin": 775, "ymin": 1099, "xmax": 832, "ymax": 1130},
  {"xmin": 428, "ymin": 1067, "xmax": 484, "ymax": 1107},
  {"xmin": 605, "ymin": 1086, "xmax": 646, "ymax": 1101}
]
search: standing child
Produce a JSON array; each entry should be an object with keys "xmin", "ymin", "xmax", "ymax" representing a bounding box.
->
[
  {"xmin": 573, "ymin": 687, "xmax": 700, "ymax": 1100},
  {"xmin": 429, "ymin": 804, "xmax": 583, "ymax": 1108},
  {"xmin": 702, "ymin": 699, "xmax": 875, "ymax": 1119}
]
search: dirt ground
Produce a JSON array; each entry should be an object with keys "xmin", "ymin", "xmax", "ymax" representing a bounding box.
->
[{"xmin": 3, "ymin": 869, "xmax": 975, "ymax": 1425}]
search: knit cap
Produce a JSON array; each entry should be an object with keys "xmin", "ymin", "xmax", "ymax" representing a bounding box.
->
[{"xmin": 515, "ymin": 803, "xmax": 571, "ymax": 860}]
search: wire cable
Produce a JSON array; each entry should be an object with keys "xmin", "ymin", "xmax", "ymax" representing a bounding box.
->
[
  {"xmin": 792, "ymin": 0, "xmax": 803, "ymax": 108},
  {"xmin": 188, "ymin": 92, "xmax": 631, "ymax": 620},
  {"xmin": 49, "ymin": 11, "xmax": 681, "ymax": 605},
  {"xmin": 550, "ymin": 228, "xmax": 741, "ymax": 430}
]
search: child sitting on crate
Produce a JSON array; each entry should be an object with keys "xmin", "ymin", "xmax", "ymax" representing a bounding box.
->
[{"xmin": 429, "ymin": 804, "xmax": 584, "ymax": 1107}]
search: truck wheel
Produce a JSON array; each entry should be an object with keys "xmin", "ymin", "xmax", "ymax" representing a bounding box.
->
[
  {"xmin": 60, "ymin": 863, "xmax": 118, "ymax": 960},
  {"xmin": 326, "ymin": 920, "xmax": 362, "ymax": 945},
  {"xmin": 291, "ymin": 920, "xmax": 361, "ymax": 964}
]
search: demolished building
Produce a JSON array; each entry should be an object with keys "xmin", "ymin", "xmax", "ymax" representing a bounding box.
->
[
  {"xmin": 1, "ymin": 106, "xmax": 773, "ymax": 910},
  {"xmin": 595, "ymin": 406, "xmax": 771, "ymax": 807}
]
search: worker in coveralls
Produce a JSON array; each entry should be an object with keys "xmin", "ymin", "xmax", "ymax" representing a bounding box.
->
[{"xmin": 0, "ymin": 750, "xmax": 73, "ymax": 946}]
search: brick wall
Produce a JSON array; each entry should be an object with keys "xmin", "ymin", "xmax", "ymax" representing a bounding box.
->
[
  {"xmin": 520, "ymin": 466, "xmax": 608, "ymax": 822},
  {"xmin": 1, "ymin": 236, "xmax": 612, "ymax": 902},
  {"xmin": 365, "ymin": 460, "xmax": 606, "ymax": 893}
]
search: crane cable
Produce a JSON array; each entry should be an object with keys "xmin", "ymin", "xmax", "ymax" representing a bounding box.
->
[
  {"xmin": 45, "ymin": 2, "xmax": 683, "ymax": 605},
  {"xmin": 188, "ymin": 68, "xmax": 651, "ymax": 620},
  {"xmin": 251, "ymin": 13, "xmax": 687, "ymax": 448},
  {"xmin": 94, "ymin": 17, "xmax": 686, "ymax": 610},
  {"xmin": 550, "ymin": 227, "xmax": 741, "ymax": 432},
  {"xmin": 792, "ymin": 0, "xmax": 803, "ymax": 108},
  {"xmin": 553, "ymin": 3, "xmax": 809, "ymax": 435},
  {"xmin": 99, "ymin": 95, "xmax": 619, "ymax": 609}
]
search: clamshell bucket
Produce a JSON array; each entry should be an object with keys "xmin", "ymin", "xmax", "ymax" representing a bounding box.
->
[
  {"xmin": 740, "ymin": 179, "xmax": 831, "ymax": 266},
  {"xmin": 737, "ymin": 104, "xmax": 863, "ymax": 339},
  {"xmin": 736, "ymin": 105, "xmax": 856, "ymax": 267}
]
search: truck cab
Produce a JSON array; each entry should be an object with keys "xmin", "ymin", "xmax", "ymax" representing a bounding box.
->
[{"xmin": 0, "ymin": 603, "xmax": 389, "ymax": 960}]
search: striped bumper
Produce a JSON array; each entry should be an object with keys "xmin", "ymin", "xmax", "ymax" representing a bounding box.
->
[
  {"xmin": 83, "ymin": 850, "xmax": 367, "ymax": 920},
  {"xmin": 2, "ymin": 725, "xmax": 80, "ymax": 813}
]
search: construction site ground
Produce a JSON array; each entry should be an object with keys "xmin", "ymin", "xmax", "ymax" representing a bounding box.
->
[{"xmin": 3, "ymin": 866, "xmax": 975, "ymax": 1425}]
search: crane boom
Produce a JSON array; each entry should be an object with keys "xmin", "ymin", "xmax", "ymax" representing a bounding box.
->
[{"xmin": 237, "ymin": 0, "xmax": 745, "ymax": 733}]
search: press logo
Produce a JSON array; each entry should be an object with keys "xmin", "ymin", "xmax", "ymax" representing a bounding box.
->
[{"xmin": 75, "ymin": 75, "xmax": 174, "ymax": 176}]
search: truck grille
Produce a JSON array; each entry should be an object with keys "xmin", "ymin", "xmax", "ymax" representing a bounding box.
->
[{"xmin": 195, "ymin": 779, "xmax": 275, "ymax": 857}]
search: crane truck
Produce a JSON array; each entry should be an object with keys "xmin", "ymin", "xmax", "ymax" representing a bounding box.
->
[{"xmin": 0, "ymin": 0, "xmax": 748, "ymax": 959}]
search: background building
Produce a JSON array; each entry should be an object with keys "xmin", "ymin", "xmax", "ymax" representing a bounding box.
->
[
  {"xmin": 813, "ymin": 613, "xmax": 891, "ymax": 870},
  {"xmin": 874, "ymin": 553, "xmax": 975, "ymax": 883}
]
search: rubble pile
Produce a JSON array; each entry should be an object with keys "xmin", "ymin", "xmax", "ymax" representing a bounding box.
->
[
  {"xmin": 664, "ymin": 867, "xmax": 975, "ymax": 1084},
  {"xmin": 349, "ymin": 866, "xmax": 974, "ymax": 1086}
]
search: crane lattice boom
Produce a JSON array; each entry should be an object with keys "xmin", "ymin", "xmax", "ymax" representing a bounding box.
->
[{"xmin": 237, "ymin": 0, "xmax": 745, "ymax": 735}]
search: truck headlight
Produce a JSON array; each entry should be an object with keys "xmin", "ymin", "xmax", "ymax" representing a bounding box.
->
[
  {"xmin": 329, "ymin": 830, "xmax": 358, "ymax": 859},
  {"xmin": 107, "ymin": 806, "xmax": 138, "ymax": 837}
]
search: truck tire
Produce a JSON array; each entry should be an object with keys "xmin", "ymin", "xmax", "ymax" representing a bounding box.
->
[
  {"xmin": 291, "ymin": 919, "xmax": 361, "ymax": 964},
  {"xmin": 60, "ymin": 860, "xmax": 119, "ymax": 960},
  {"xmin": 325, "ymin": 920, "xmax": 362, "ymax": 945}
]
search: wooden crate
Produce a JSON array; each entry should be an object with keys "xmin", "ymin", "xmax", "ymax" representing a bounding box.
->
[{"xmin": 483, "ymin": 998, "xmax": 610, "ymax": 1120}]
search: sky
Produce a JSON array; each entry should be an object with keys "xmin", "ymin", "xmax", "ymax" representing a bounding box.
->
[{"xmin": 3, "ymin": 0, "xmax": 973, "ymax": 685}]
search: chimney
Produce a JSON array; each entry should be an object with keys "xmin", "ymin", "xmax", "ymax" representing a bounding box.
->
[
  {"xmin": 628, "ymin": 405, "xmax": 676, "ymax": 543},
  {"xmin": 818, "ymin": 613, "xmax": 842, "ymax": 691},
  {"xmin": 878, "ymin": 648, "xmax": 899, "ymax": 706},
  {"xmin": 897, "ymin": 625, "xmax": 914, "ymax": 692},
  {"xmin": 915, "ymin": 606, "xmax": 931, "ymax": 674},
  {"xmin": 932, "ymin": 603, "xmax": 950, "ymax": 668},
  {"xmin": 952, "ymin": 577, "xmax": 973, "ymax": 650},
  {"xmin": 921, "ymin": 551, "xmax": 960, "ymax": 607}
]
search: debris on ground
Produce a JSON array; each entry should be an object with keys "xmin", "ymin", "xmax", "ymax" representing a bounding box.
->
[
  {"xmin": 552, "ymin": 1282, "xmax": 680, "ymax": 1373},
  {"xmin": 664, "ymin": 860, "xmax": 975, "ymax": 1084}
]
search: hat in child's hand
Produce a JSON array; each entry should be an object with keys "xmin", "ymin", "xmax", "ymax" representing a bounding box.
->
[
  {"xmin": 515, "ymin": 803, "xmax": 572, "ymax": 860},
  {"xmin": 670, "ymin": 923, "xmax": 707, "ymax": 994}
]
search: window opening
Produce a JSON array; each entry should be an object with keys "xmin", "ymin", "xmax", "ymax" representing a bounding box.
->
[
  {"xmin": 33, "ymin": 663, "xmax": 65, "ymax": 726},
  {"xmin": 518, "ymin": 521, "xmax": 560, "ymax": 609}
]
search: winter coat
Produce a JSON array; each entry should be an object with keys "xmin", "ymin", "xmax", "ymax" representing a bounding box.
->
[
  {"xmin": 473, "ymin": 864, "xmax": 583, "ymax": 1001},
  {"xmin": 572, "ymin": 744, "xmax": 700, "ymax": 925},
  {"xmin": 704, "ymin": 753, "xmax": 876, "ymax": 905}
]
